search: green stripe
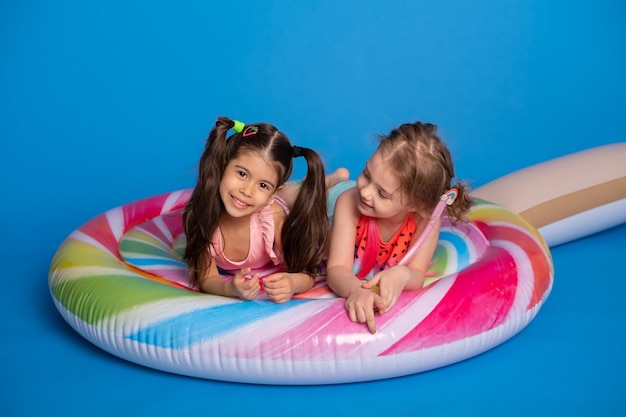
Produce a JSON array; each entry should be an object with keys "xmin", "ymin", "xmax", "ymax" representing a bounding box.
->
[
  {"xmin": 119, "ymin": 238, "xmax": 173, "ymax": 258},
  {"xmin": 51, "ymin": 274, "xmax": 198, "ymax": 324}
]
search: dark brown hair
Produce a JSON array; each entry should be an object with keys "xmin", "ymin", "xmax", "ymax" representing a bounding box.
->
[
  {"xmin": 376, "ymin": 121, "xmax": 473, "ymax": 223},
  {"xmin": 183, "ymin": 117, "xmax": 329, "ymax": 286}
]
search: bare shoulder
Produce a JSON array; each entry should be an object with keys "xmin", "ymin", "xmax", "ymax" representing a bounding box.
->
[
  {"xmin": 336, "ymin": 187, "xmax": 359, "ymax": 214},
  {"xmin": 333, "ymin": 187, "xmax": 360, "ymax": 228},
  {"xmin": 270, "ymin": 199, "xmax": 288, "ymax": 227},
  {"xmin": 271, "ymin": 199, "xmax": 288, "ymax": 216}
]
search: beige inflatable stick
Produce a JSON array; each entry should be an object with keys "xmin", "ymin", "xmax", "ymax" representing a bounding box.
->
[{"xmin": 472, "ymin": 142, "xmax": 626, "ymax": 246}]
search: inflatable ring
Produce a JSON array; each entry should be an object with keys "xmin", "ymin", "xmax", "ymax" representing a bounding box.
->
[
  {"xmin": 49, "ymin": 196, "xmax": 552, "ymax": 384},
  {"xmin": 48, "ymin": 143, "xmax": 624, "ymax": 384}
]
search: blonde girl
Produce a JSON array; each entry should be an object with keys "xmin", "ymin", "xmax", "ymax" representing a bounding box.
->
[{"xmin": 326, "ymin": 121, "xmax": 473, "ymax": 333}]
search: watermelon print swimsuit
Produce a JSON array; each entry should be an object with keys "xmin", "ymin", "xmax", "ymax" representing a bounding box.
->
[{"xmin": 353, "ymin": 214, "xmax": 417, "ymax": 280}]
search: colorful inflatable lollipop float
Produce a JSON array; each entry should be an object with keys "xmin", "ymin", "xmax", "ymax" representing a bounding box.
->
[{"xmin": 48, "ymin": 143, "xmax": 626, "ymax": 384}]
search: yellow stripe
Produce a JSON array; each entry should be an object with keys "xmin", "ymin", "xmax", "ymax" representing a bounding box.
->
[{"xmin": 519, "ymin": 176, "xmax": 626, "ymax": 228}]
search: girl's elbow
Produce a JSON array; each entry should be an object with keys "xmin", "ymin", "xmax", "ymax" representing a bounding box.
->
[
  {"xmin": 325, "ymin": 268, "xmax": 340, "ymax": 289},
  {"xmin": 406, "ymin": 269, "xmax": 426, "ymax": 290}
]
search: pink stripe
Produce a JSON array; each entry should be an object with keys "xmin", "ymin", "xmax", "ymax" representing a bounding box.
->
[
  {"xmin": 473, "ymin": 218, "xmax": 551, "ymax": 310},
  {"xmin": 240, "ymin": 300, "xmax": 346, "ymax": 359},
  {"xmin": 78, "ymin": 213, "xmax": 120, "ymax": 256},
  {"xmin": 161, "ymin": 210, "xmax": 185, "ymax": 237},
  {"xmin": 246, "ymin": 288, "xmax": 433, "ymax": 360},
  {"xmin": 122, "ymin": 193, "xmax": 173, "ymax": 231},
  {"xmin": 137, "ymin": 212, "xmax": 183, "ymax": 245},
  {"xmin": 381, "ymin": 246, "xmax": 517, "ymax": 355},
  {"xmin": 77, "ymin": 191, "xmax": 189, "ymax": 261}
]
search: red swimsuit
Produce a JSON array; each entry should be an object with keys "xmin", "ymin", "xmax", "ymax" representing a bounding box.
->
[{"xmin": 353, "ymin": 215, "xmax": 417, "ymax": 279}]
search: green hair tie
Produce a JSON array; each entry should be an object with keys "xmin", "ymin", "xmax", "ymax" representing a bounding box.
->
[{"xmin": 232, "ymin": 120, "xmax": 245, "ymax": 133}]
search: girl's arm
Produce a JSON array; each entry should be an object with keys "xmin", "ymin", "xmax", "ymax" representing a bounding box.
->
[
  {"xmin": 326, "ymin": 189, "xmax": 385, "ymax": 334},
  {"xmin": 326, "ymin": 189, "xmax": 363, "ymax": 296},
  {"xmin": 402, "ymin": 217, "xmax": 441, "ymax": 288}
]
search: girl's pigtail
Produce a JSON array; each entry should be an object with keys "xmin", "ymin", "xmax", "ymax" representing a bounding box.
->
[
  {"xmin": 281, "ymin": 147, "xmax": 330, "ymax": 275},
  {"xmin": 183, "ymin": 117, "xmax": 235, "ymax": 286}
]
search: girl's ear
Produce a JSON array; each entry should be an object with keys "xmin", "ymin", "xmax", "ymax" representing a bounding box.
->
[
  {"xmin": 401, "ymin": 192, "xmax": 419, "ymax": 213},
  {"xmin": 405, "ymin": 200, "xmax": 426, "ymax": 217}
]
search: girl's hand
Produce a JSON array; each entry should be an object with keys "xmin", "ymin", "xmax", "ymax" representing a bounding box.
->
[
  {"xmin": 345, "ymin": 287, "xmax": 386, "ymax": 334},
  {"xmin": 230, "ymin": 267, "xmax": 260, "ymax": 300},
  {"xmin": 262, "ymin": 273, "xmax": 296, "ymax": 304},
  {"xmin": 362, "ymin": 266, "xmax": 411, "ymax": 313}
]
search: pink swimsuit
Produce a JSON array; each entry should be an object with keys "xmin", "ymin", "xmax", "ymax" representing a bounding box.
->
[{"xmin": 209, "ymin": 197, "xmax": 289, "ymax": 274}]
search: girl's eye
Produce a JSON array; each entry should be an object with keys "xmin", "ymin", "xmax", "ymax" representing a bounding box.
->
[
  {"xmin": 238, "ymin": 171, "xmax": 247, "ymax": 178},
  {"xmin": 259, "ymin": 182, "xmax": 268, "ymax": 190},
  {"xmin": 378, "ymin": 190, "xmax": 389, "ymax": 199}
]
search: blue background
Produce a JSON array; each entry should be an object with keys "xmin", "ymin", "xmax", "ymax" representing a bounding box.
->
[{"xmin": 2, "ymin": 1, "xmax": 625, "ymax": 416}]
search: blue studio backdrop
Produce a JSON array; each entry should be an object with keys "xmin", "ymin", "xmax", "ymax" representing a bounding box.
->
[{"xmin": 1, "ymin": 1, "xmax": 625, "ymax": 416}]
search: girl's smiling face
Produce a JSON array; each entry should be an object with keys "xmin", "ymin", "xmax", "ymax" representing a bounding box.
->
[
  {"xmin": 356, "ymin": 151, "xmax": 415, "ymax": 223},
  {"xmin": 219, "ymin": 151, "xmax": 280, "ymax": 218}
]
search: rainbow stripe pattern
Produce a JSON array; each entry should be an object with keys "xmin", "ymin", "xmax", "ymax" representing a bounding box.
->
[{"xmin": 49, "ymin": 189, "xmax": 553, "ymax": 384}]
